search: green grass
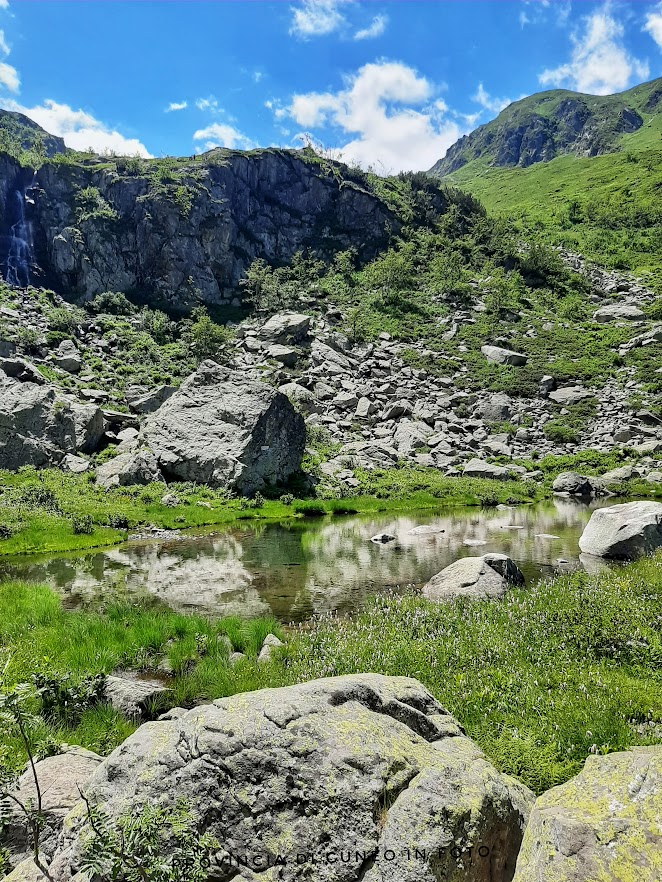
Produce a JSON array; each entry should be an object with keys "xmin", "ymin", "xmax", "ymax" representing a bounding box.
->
[
  {"xmin": 447, "ymin": 147, "xmax": 662, "ymax": 292},
  {"xmin": 0, "ymin": 467, "xmax": 542, "ymax": 557},
  {"xmin": 2, "ymin": 551, "xmax": 661, "ymax": 795}
]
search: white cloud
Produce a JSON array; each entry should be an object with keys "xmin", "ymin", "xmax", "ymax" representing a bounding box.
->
[
  {"xmin": 472, "ymin": 83, "xmax": 512, "ymax": 115},
  {"xmin": 276, "ymin": 60, "xmax": 464, "ymax": 173},
  {"xmin": 0, "ymin": 30, "xmax": 9, "ymax": 56},
  {"xmin": 520, "ymin": 2, "xmax": 574, "ymax": 29},
  {"xmin": 0, "ymin": 1, "xmax": 8, "ymax": 9},
  {"xmin": 165, "ymin": 100, "xmax": 187, "ymax": 112},
  {"xmin": 3, "ymin": 98, "xmax": 152, "ymax": 155},
  {"xmin": 0, "ymin": 61, "xmax": 18, "ymax": 93},
  {"xmin": 539, "ymin": 5, "xmax": 649, "ymax": 95},
  {"xmin": 644, "ymin": 2, "xmax": 662, "ymax": 49},
  {"xmin": 354, "ymin": 14, "xmax": 388, "ymax": 40},
  {"xmin": 289, "ymin": 0, "xmax": 351, "ymax": 38},
  {"xmin": 195, "ymin": 96, "xmax": 219, "ymax": 112},
  {"xmin": 192, "ymin": 122, "xmax": 254, "ymax": 150}
]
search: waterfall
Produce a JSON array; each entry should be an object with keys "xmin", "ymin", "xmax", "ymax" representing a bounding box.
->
[{"xmin": 4, "ymin": 187, "xmax": 32, "ymax": 287}]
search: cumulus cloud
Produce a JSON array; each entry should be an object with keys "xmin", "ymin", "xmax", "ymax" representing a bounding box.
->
[
  {"xmin": 539, "ymin": 5, "xmax": 649, "ymax": 94},
  {"xmin": 289, "ymin": 0, "xmax": 352, "ymax": 38},
  {"xmin": 0, "ymin": 60, "xmax": 18, "ymax": 92},
  {"xmin": 276, "ymin": 60, "xmax": 464, "ymax": 173},
  {"xmin": 165, "ymin": 100, "xmax": 187, "ymax": 112},
  {"xmin": 354, "ymin": 14, "xmax": 388, "ymax": 40},
  {"xmin": 644, "ymin": 2, "xmax": 662, "ymax": 49},
  {"xmin": 193, "ymin": 122, "xmax": 254, "ymax": 151},
  {"xmin": 3, "ymin": 98, "xmax": 152, "ymax": 155},
  {"xmin": 472, "ymin": 83, "xmax": 512, "ymax": 115}
]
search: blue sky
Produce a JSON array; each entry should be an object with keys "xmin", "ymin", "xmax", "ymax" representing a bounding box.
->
[{"xmin": 0, "ymin": 0, "xmax": 660, "ymax": 171}]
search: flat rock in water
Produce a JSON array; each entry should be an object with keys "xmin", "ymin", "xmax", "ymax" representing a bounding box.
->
[
  {"xmin": 48, "ymin": 675, "xmax": 534, "ymax": 882},
  {"xmin": 423, "ymin": 554, "xmax": 524, "ymax": 601},
  {"xmin": 370, "ymin": 532, "xmax": 396, "ymax": 543},
  {"xmin": 408, "ymin": 524, "xmax": 445, "ymax": 535},
  {"xmin": 512, "ymin": 746, "xmax": 662, "ymax": 882}
]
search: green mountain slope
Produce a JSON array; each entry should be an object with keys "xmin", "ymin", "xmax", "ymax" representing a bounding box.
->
[
  {"xmin": 0, "ymin": 109, "xmax": 65, "ymax": 159},
  {"xmin": 430, "ymin": 77, "xmax": 662, "ymax": 178},
  {"xmin": 432, "ymin": 79, "xmax": 662, "ymax": 292}
]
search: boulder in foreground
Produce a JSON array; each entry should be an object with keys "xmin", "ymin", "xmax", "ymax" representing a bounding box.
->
[
  {"xmin": 142, "ymin": 361, "xmax": 306, "ymax": 494},
  {"xmin": 578, "ymin": 500, "xmax": 662, "ymax": 559},
  {"xmin": 512, "ymin": 746, "xmax": 662, "ymax": 882},
  {"xmin": 50, "ymin": 674, "xmax": 533, "ymax": 882},
  {"xmin": 423, "ymin": 554, "xmax": 525, "ymax": 602}
]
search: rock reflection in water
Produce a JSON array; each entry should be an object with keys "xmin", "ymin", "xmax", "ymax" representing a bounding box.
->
[{"xmin": 0, "ymin": 497, "xmax": 615, "ymax": 621}]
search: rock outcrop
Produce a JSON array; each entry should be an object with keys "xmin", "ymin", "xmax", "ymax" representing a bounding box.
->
[
  {"xmin": 49, "ymin": 675, "xmax": 534, "ymax": 882},
  {"xmin": 142, "ymin": 360, "xmax": 306, "ymax": 493},
  {"xmin": 0, "ymin": 375, "xmax": 77, "ymax": 468},
  {"xmin": 29, "ymin": 149, "xmax": 399, "ymax": 309},
  {"xmin": 578, "ymin": 500, "xmax": 662, "ymax": 558},
  {"xmin": 423, "ymin": 554, "xmax": 525, "ymax": 601},
  {"xmin": 512, "ymin": 746, "xmax": 662, "ymax": 882}
]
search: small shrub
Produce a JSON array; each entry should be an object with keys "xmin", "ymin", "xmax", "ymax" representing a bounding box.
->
[
  {"xmin": 16, "ymin": 485, "xmax": 61, "ymax": 512},
  {"xmin": 88, "ymin": 291, "xmax": 136, "ymax": 316},
  {"xmin": 71, "ymin": 514, "xmax": 94, "ymax": 535},
  {"xmin": 544, "ymin": 422, "xmax": 580, "ymax": 444},
  {"xmin": 477, "ymin": 491, "xmax": 498, "ymax": 507},
  {"xmin": 0, "ymin": 523, "xmax": 14, "ymax": 540},
  {"xmin": 108, "ymin": 513, "xmax": 129, "ymax": 529},
  {"xmin": 279, "ymin": 493, "xmax": 294, "ymax": 506},
  {"xmin": 16, "ymin": 327, "xmax": 40, "ymax": 353}
]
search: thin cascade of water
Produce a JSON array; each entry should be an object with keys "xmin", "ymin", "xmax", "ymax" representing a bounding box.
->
[{"xmin": 4, "ymin": 186, "xmax": 32, "ymax": 287}]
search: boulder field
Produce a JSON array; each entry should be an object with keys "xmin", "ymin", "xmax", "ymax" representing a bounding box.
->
[{"xmin": 3, "ymin": 675, "xmax": 660, "ymax": 882}]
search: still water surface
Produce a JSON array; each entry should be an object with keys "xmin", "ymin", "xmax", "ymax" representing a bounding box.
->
[{"xmin": 0, "ymin": 498, "xmax": 620, "ymax": 622}]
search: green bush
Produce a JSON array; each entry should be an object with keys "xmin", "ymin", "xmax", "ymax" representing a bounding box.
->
[
  {"xmin": 88, "ymin": 291, "xmax": 136, "ymax": 316},
  {"xmin": 543, "ymin": 422, "xmax": 579, "ymax": 444},
  {"xmin": 71, "ymin": 514, "xmax": 94, "ymax": 535}
]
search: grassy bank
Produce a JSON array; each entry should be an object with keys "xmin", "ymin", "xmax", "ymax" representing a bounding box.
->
[
  {"xmin": 1, "ymin": 552, "xmax": 661, "ymax": 795},
  {"xmin": 0, "ymin": 467, "xmax": 542, "ymax": 557}
]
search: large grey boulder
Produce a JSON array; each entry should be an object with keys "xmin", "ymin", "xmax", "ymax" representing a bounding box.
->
[
  {"xmin": 578, "ymin": 500, "xmax": 662, "ymax": 559},
  {"xmin": 512, "ymin": 746, "xmax": 661, "ymax": 882},
  {"xmin": 95, "ymin": 448, "xmax": 163, "ymax": 489},
  {"xmin": 593, "ymin": 303, "xmax": 645, "ymax": 323},
  {"xmin": 548, "ymin": 386, "xmax": 593, "ymax": 405},
  {"xmin": 0, "ymin": 378, "xmax": 76, "ymax": 469},
  {"xmin": 69, "ymin": 401, "xmax": 105, "ymax": 454},
  {"xmin": 258, "ymin": 312, "xmax": 311, "ymax": 344},
  {"xmin": 125, "ymin": 384, "xmax": 176, "ymax": 415},
  {"xmin": 423, "ymin": 554, "xmax": 525, "ymax": 602},
  {"xmin": 143, "ymin": 361, "xmax": 305, "ymax": 494},
  {"xmin": 551, "ymin": 471, "xmax": 599, "ymax": 496},
  {"xmin": 481, "ymin": 345, "xmax": 527, "ymax": 366},
  {"xmin": 49, "ymin": 675, "xmax": 533, "ymax": 882},
  {"xmin": 53, "ymin": 340, "xmax": 82, "ymax": 373},
  {"xmin": 104, "ymin": 673, "xmax": 172, "ymax": 719},
  {"xmin": 278, "ymin": 382, "xmax": 321, "ymax": 415},
  {"xmin": 0, "ymin": 358, "xmax": 44, "ymax": 384},
  {"xmin": 4, "ymin": 747, "xmax": 102, "ymax": 869},
  {"xmin": 463, "ymin": 458, "xmax": 512, "ymax": 479},
  {"xmin": 475, "ymin": 393, "xmax": 512, "ymax": 421}
]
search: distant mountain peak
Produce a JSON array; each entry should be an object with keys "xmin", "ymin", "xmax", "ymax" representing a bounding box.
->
[{"xmin": 429, "ymin": 77, "xmax": 662, "ymax": 179}]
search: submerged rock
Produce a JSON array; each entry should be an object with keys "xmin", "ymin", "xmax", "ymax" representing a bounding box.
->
[
  {"xmin": 512, "ymin": 746, "xmax": 662, "ymax": 882},
  {"xmin": 142, "ymin": 360, "xmax": 305, "ymax": 494},
  {"xmin": 49, "ymin": 675, "xmax": 533, "ymax": 882},
  {"xmin": 578, "ymin": 500, "xmax": 662, "ymax": 559}
]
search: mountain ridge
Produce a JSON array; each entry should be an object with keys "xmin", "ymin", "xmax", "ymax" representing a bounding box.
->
[{"xmin": 430, "ymin": 76, "xmax": 662, "ymax": 178}]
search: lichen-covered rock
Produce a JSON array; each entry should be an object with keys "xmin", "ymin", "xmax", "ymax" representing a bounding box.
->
[
  {"xmin": 142, "ymin": 360, "xmax": 305, "ymax": 494},
  {"xmin": 578, "ymin": 500, "xmax": 662, "ymax": 558},
  {"xmin": 512, "ymin": 746, "xmax": 662, "ymax": 882},
  {"xmin": 49, "ymin": 675, "xmax": 533, "ymax": 882},
  {"xmin": 0, "ymin": 378, "xmax": 76, "ymax": 469},
  {"xmin": 69, "ymin": 401, "xmax": 105, "ymax": 454},
  {"xmin": 423, "ymin": 554, "xmax": 525, "ymax": 602}
]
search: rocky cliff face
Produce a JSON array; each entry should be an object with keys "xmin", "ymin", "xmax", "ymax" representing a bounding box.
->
[
  {"xmin": 429, "ymin": 79, "xmax": 661, "ymax": 178},
  {"xmin": 0, "ymin": 148, "xmax": 401, "ymax": 311}
]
